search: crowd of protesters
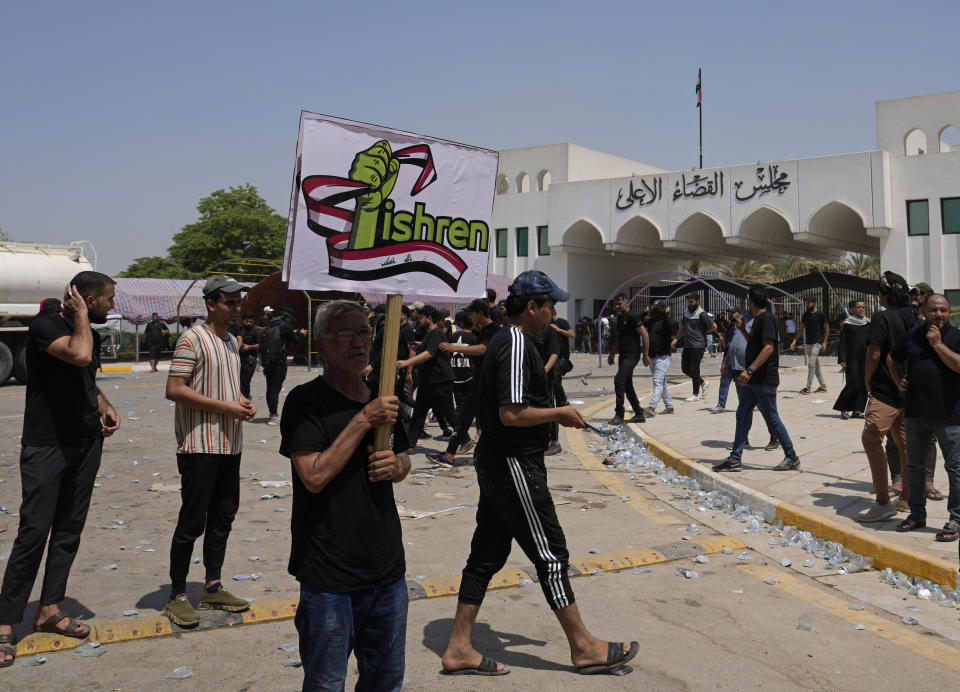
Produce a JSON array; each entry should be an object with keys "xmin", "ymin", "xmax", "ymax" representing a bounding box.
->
[{"xmin": 2, "ymin": 264, "xmax": 958, "ymax": 688}]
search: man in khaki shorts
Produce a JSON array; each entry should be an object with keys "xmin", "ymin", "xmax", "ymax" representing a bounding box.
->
[{"xmin": 162, "ymin": 276, "xmax": 256, "ymax": 626}]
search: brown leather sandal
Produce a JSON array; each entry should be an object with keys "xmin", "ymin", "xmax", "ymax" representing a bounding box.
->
[
  {"xmin": 0, "ymin": 633, "xmax": 15, "ymax": 668},
  {"xmin": 34, "ymin": 611, "xmax": 90, "ymax": 639}
]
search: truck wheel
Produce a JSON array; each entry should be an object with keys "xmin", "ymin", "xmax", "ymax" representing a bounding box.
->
[
  {"xmin": 12, "ymin": 343, "xmax": 27, "ymax": 384},
  {"xmin": 0, "ymin": 342, "xmax": 13, "ymax": 385}
]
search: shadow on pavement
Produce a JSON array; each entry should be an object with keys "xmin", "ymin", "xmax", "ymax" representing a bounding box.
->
[{"xmin": 422, "ymin": 618, "xmax": 568, "ymax": 672}]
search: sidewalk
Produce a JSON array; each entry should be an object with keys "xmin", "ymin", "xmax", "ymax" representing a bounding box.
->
[{"xmin": 564, "ymin": 352, "xmax": 960, "ymax": 586}]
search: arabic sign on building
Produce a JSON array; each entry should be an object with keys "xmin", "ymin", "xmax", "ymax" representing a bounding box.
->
[
  {"xmin": 612, "ymin": 160, "xmax": 799, "ymax": 229},
  {"xmin": 283, "ymin": 112, "xmax": 498, "ymax": 296}
]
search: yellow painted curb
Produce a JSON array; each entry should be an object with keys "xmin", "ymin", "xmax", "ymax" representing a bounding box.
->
[
  {"xmin": 693, "ymin": 536, "xmax": 747, "ymax": 553},
  {"xmin": 16, "ymin": 632, "xmax": 84, "ymax": 656},
  {"xmin": 617, "ymin": 548, "xmax": 669, "ymax": 567},
  {"xmin": 775, "ymin": 504, "xmax": 958, "ymax": 588},
  {"xmin": 418, "ymin": 575, "xmax": 462, "ymax": 598},
  {"xmin": 241, "ymin": 597, "xmax": 299, "ymax": 624},
  {"xmin": 94, "ymin": 615, "xmax": 173, "ymax": 644},
  {"xmin": 569, "ymin": 553, "xmax": 632, "ymax": 575}
]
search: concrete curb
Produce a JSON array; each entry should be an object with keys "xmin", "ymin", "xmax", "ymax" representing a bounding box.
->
[{"xmin": 625, "ymin": 423, "xmax": 959, "ymax": 589}]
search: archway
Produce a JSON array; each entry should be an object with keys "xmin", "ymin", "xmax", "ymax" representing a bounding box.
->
[
  {"xmin": 516, "ymin": 172, "xmax": 530, "ymax": 193},
  {"xmin": 805, "ymin": 201, "xmax": 878, "ymax": 254},
  {"xmin": 561, "ymin": 219, "xmax": 604, "ymax": 249},
  {"xmin": 940, "ymin": 125, "xmax": 960, "ymax": 153},
  {"xmin": 615, "ymin": 215, "xmax": 662, "ymax": 250},
  {"xmin": 538, "ymin": 169, "xmax": 552, "ymax": 191},
  {"xmin": 905, "ymin": 128, "xmax": 927, "ymax": 156}
]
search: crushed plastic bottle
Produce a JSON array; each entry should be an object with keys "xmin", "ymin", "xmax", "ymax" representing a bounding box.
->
[
  {"xmin": 75, "ymin": 642, "xmax": 106, "ymax": 657},
  {"xmin": 731, "ymin": 589, "xmax": 744, "ymax": 594},
  {"xmin": 282, "ymin": 658, "xmax": 303, "ymax": 668},
  {"xmin": 102, "ymin": 563, "xmax": 118, "ymax": 571},
  {"xmin": 692, "ymin": 555, "xmax": 708, "ymax": 564},
  {"xmin": 279, "ymin": 642, "xmax": 299, "ymax": 653},
  {"xmin": 902, "ymin": 616, "xmax": 919, "ymax": 625},
  {"xmin": 21, "ymin": 655, "xmax": 47, "ymax": 667},
  {"xmin": 632, "ymin": 567, "xmax": 654, "ymax": 575},
  {"xmin": 675, "ymin": 569, "xmax": 699, "ymax": 579},
  {"xmin": 763, "ymin": 577, "xmax": 777, "ymax": 585},
  {"xmin": 166, "ymin": 666, "xmax": 193, "ymax": 679},
  {"xmin": 780, "ymin": 558, "xmax": 792, "ymax": 567},
  {"xmin": 797, "ymin": 615, "xmax": 812, "ymax": 631},
  {"xmin": 802, "ymin": 560, "xmax": 815, "ymax": 568},
  {"xmin": 855, "ymin": 624, "xmax": 866, "ymax": 630},
  {"xmin": 848, "ymin": 603, "xmax": 866, "ymax": 611},
  {"xmin": 721, "ymin": 547, "xmax": 734, "ymax": 555}
]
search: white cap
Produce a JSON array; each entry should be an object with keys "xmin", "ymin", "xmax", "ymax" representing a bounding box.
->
[{"xmin": 263, "ymin": 305, "xmax": 274, "ymax": 313}]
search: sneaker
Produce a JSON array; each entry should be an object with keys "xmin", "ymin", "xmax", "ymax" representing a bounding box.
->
[
  {"xmin": 773, "ymin": 455, "xmax": 801, "ymax": 471},
  {"xmin": 713, "ymin": 458, "xmax": 743, "ymax": 472},
  {"xmin": 545, "ymin": 442, "xmax": 562, "ymax": 456},
  {"xmin": 609, "ymin": 415, "xmax": 624, "ymax": 426},
  {"xmin": 627, "ymin": 412, "xmax": 646, "ymax": 423},
  {"xmin": 684, "ymin": 395, "xmax": 699, "ymax": 402},
  {"xmin": 815, "ymin": 385, "xmax": 828, "ymax": 393},
  {"xmin": 710, "ymin": 406, "xmax": 725, "ymax": 414},
  {"xmin": 457, "ymin": 439, "xmax": 475, "ymax": 454},
  {"xmin": 857, "ymin": 500, "xmax": 898, "ymax": 523},
  {"xmin": 661, "ymin": 407, "xmax": 675, "ymax": 414},
  {"xmin": 163, "ymin": 593, "xmax": 200, "ymax": 627},
  {"xmin": 764, "ymin": 439, "xmax": 780, "ymax": 451},
  {"xmin": 266, "ymin": 416, "xmax": 280, "ymax": 426},
  {"xmin": 199, "ymin": 584, "xmax": 250, "ymax": 613},
  {"xmin": 642, "ymin": 407, "xmax": 657, "ymax": 418},
  {"xmin": 429, "ymin": 451, "xmax": 454, "ymax": 466},
  {"xmin": 700, "ymin": 380, "xmax": 709, "ymax": 398},
  {"xmin": 799, "ymin": 387, "xmax": 812, "ymax": 395}
]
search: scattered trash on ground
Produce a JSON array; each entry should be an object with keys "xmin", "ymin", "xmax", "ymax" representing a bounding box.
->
[{"xmin": 166, "ymin": 666, "xmax": 193, "ymax": 679}]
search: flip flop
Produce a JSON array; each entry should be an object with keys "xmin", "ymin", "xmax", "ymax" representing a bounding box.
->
[
  {"xmin": 34, "ymin": 611, "xmax": 90, "ymax": 639},
  {"xmin": 440, "ymin": 655, "xmax": 509, "ymax": 676},
  {"xmin": 576, "ymin": 641, "xmax": 639, "ymax": 675},
  {"xmin": 0, "ymin": 633, "xmax": 15, "ymax": 668},
  {"xmin": 926, "ymin": 488, "xmax": 944, "ymax": 501},
  {"xmin": 895, "ymin": 517, "xmax": 925, "ymax": 532}
]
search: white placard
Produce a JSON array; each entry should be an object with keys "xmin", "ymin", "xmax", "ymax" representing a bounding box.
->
[{"xmin": 283, "ymin": 112, "xmax": 498, "ymax": 297}]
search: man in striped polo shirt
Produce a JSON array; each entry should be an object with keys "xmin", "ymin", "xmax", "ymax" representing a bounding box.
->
[{"xmin": 162, "ymin": 276, "xmax": 256, "ymax": 627}]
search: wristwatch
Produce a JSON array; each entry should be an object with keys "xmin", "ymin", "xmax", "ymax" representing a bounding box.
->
[{"xmin": 745, "ymin": 367, "xmax": 755, "ymax": 375}]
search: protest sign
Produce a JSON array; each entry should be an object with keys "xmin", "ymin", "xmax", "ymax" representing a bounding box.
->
[{"xmin": 283, "ymin": 112, "xmax": 497, "ymax": 297}]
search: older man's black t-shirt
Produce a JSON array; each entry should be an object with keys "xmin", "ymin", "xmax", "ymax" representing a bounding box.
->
[
  {"xmin": 867, "ymin": 306, "xmax": 917, "ymax": 408},
  {"xmin": 892, "ymin": 323, "xmax": 960, "ymax": 423},
  {"xmin": 22, "ymin": 313, "xmax": 102, "ymax": 446},
  {"xmin": 418, "ymin": 326, "xmax": 453, "ymax": 384},
  {"xmin": 745, "ymin": 310, "xmax": 780, "ymax": 386},
  {"xmin": 279, "ymin": 377, "xmax": 409, "ymax": 592},
  {"xmin": 477, "ymin": 326, "xmax": 552, "ymax": 456}
]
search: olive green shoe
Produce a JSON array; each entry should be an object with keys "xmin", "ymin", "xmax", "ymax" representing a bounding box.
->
[
  {"xmin": 199, "ymin": 584, "xmax": 249, "ymax": 613},
  {"xmin": 163, "ymin": 593, "xmax": 200, "ymax": 628}
]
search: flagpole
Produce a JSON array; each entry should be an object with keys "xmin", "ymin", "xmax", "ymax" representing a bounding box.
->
[
  {"xmin": 699, "ymin": 98, "xmax": 703, "ymax": 169},
  {"xmin": 698, "ymin": 68, "xmax": 703, "ymax": 169}
]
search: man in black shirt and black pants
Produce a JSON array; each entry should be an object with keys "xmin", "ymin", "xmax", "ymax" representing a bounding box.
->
[
  {"xmin": 143, "ymin": 312, "xmax": 169, "ymax": 373},
  {"xmin": 397, "ymin": 305, "xmax": 457, "ymax": 450},
  {"xmin": 608, "ymin": 294, "xmax": 649, "ymax": 425},
  {"xmin": 261, "ymin": 308, "xmax": 306, "ymax": 426},
  {"xmin": 714, "ymin": 285, "xmax": 800, "ymax": 473},
  {"xmin": 889, "ymin": 294, "xmax": 960, "ymax": 538},
  {"xmin": 441, "ymin": 270, "xmax": 638, "ymax": 677},
  {"xmin": 0, "ymin": 272, "xmax": 121, "ymax": 666},
  {"xmin": 279, "ymin": 300, "xmax": 410, "ymax": 689},
  {"xmin": 232, "ymin": 311, "xmax": 260, "ymax": 399}
]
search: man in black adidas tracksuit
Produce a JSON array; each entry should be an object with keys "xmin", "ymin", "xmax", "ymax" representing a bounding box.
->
[{"xmin": 439, "ymin": 270, "xmax": 638, "ymax": 677}]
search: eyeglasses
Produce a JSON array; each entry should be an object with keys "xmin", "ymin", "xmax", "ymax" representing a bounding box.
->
[{"xmin": 324, "ymin": 327, "xmax": 373, "ymax": 342}]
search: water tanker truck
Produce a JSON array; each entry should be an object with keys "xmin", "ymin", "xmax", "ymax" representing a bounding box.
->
[{"xmin": 0, "ymin": 242, "xmax": 95, "ymax": 384}]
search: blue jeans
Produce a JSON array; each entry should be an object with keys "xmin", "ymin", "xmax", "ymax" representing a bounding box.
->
[
  {"xmin": 716, "ymin": 369, "xmax": 739, "ymax": 409},
  {"xmin": 295, "ymin": 577, "xmax": 408, "ymax": 692},
  {"xmin": 730, "ymin": 384, "xmax": 796, "ymax": 460},
  {"xmin": 648, "ymin": 355, "xmax": 673, "ymax": 409},
  {"xmin": 905, "ymin": 418, "xmax": 960, "ymax": 524}
]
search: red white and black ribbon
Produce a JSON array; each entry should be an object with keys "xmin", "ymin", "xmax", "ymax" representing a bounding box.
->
[{"xmin": 300, "ymin": 144, "xmax": 465, "ymax": 289}]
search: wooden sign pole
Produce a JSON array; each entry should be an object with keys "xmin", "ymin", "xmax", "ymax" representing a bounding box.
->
[{"xmin": 373, "ymin": 294, "xmax": 404, "ymax": 451}]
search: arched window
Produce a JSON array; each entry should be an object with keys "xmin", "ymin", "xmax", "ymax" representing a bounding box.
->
[
  {"xmin": 905, "ymin": 128, "xmax": 927, "ymax": 156},
  {"xmin": 940, "ymin": 125, "xmax": 960, "ymax": 153},
  {"xmin": 516, "ymin": 172, "xmax": 530, "ymax": 193},
  {"xmin": 538, "ymin": 169, "xmax": 552, "ymax": 191},
  {"xmin": 496, "ymin": 174, "xmax": 509, "ymax": 195}
]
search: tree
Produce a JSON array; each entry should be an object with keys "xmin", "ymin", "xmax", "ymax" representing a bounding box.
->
[
  {"xmin": 168, "ymin": 184, "xmax": 287, "ymax": 273},
  {"xmin": 116, "ymin": 255, "xmax": 192, "ymax": 279},
  {"xmin": 721, "ymin": 259, "xmax": 773, "ymax": 283},
  {"xmin": 0, "ymin": 226, "xmax": 8, "ymax": 241},
  {"xmin": 845, "ymin": 253, "xmax": 880, "ymax": 278},
  {"xmin": 119, "ymin": 183, "xmax": 287, "ymax": 277}
]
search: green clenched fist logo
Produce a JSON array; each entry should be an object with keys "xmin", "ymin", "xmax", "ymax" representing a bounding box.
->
[{"xmin": 348, "ymin": 140, "xmax": 401, "ymax": 250}]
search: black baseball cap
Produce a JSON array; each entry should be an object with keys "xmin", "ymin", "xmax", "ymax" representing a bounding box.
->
[{"xmin": 509, "ymin": 270, "xmax": 569, "ymax": 303}]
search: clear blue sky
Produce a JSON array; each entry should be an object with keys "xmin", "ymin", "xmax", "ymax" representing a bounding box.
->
[{"xmin": 2, "ymin": 0, "xmax": 957, "ymax": 274}]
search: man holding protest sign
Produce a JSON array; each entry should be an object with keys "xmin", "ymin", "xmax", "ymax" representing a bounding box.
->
[{"xmin": 440, "ymin": 271, "xmax": 638, "ymax": 676}]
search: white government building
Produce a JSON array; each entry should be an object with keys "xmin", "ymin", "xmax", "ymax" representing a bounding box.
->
[{"xmin": 487, "ymin": 90, "xmax": 960, "ymax": 323}]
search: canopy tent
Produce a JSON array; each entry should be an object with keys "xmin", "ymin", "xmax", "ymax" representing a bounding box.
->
[
  {"xmin": 360, "ymin": 273, "xmax": 511, "ymax": 313},
  {"xmin": 109, "ymin": 278, "xmax": 208, "ymax": 325}
]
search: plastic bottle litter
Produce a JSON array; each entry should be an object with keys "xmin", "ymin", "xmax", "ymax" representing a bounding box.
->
[
  {"xmin": 21, "ymin": 655, "xmax": 46, "ymax": 667},
  {"xmin": 763, "ymin": 577, "xmax": 777, "ymax": 585},
  {"xmin": 731, "ymin": 589, "xmax": 744, "ymax": 594},
  {"xmin": 75, "ymin": 642, "xmax": 106, "ymax": 657},
  {"xmin": 902, "ymin": 616, "xmax": 919, "ymax": 625},
  {"xmin": 692, "ymin": 555, "xmax": 709, "ymax": 564},
  {"xmin": 802, "ymin": 560, "xmax": 816, "ymax": 568},
  {"xmin": 191, "ymin": 554, "xmax": 200, "ymax": 564},
  {"xmin": 166, "ymin": 666, "xmax": 193, "ymax": 679},
  {"xmin": 632, "ymin": 567, "xmax": 654, "ymax": 575},
  {"xmin": 917, "ymin": 588, "xmax": 932, "ymax": 600},
  {"xmin": 780, "ymin": 558, "xmax": 792, "ymax": 567},
  {"xmin": 849, "ymin": 603, "xmax": 865, "ymax": 610},
  {"xmin": 279, "ymin": 642, "xmax": 299, "ymax": 653},
  {"xmin": 797, "ymin": 615, "xmax": 812, "ymax": 631},
  {"xmin": 123, "ymin": 609, "xmax": 139, "ymax": 617},
  {"xmin": 721, "ymin": 547, "xmax": 734, "ymax": 555},
  {"xmin": 102, "ymin": 563, "xmax": 118, "ymax": 571},
  {"xmin": 248, "ymin": 556, "xmax": 261, "ymax": 562},
  {"xmin": 675, "ymin": 569, "xmax": 699, "ymax": 579},
  {"xmin": 282, "ymin": 658, "xmax": 303, "ymax": 668}
]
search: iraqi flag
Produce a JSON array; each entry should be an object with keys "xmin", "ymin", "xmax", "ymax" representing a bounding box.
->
[{"xmin": 696, "ymin": 68, "xmax": 702, "ymax": 108}]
